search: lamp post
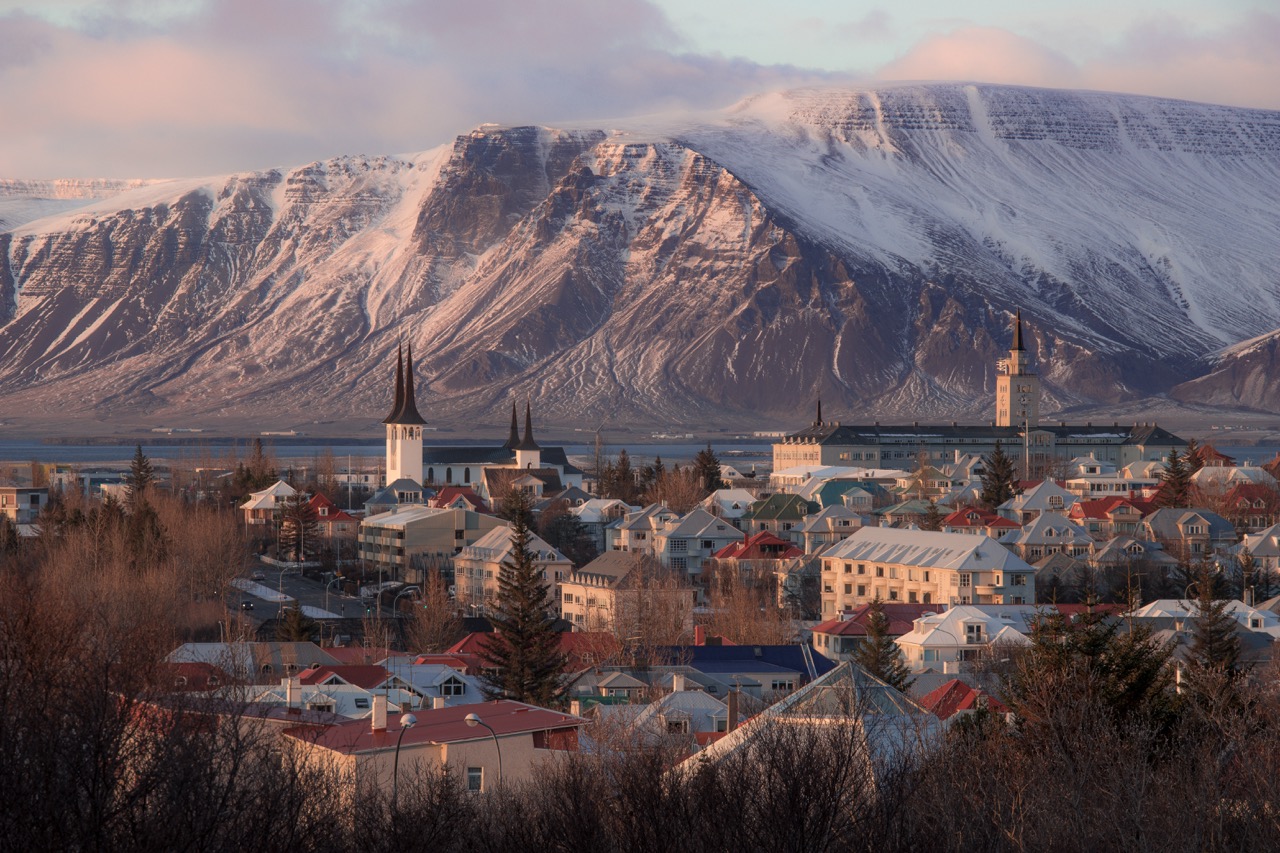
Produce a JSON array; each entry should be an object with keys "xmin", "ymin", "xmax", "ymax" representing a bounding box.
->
[
  {"xmin": 464, "ymin": 712, "xmax": 502, "ymax": 789},
  {"xmin": 326, "ymin": 577, "xmax": 342, "ymax": 615},
  {"xmin": 392, "ymin": 712, "xmax": 417, "ymax": 811},
  {"xmin": 277, "ymin": 566, "xmax": 290, "ymax": 599}
]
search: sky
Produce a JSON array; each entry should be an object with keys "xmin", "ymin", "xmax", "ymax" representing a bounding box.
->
[{"xmin": 0, "ymin": 0, "xmax": 1277, "ymax": 179}]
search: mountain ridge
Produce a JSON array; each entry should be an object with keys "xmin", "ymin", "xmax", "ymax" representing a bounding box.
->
[{"xmin": 2, "ymin": 82, "xmax": 1278, "ymax": 433}]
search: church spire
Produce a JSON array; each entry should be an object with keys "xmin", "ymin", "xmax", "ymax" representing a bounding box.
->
[
  {"xmin": 503, "ymin": 402, "xmax": 520, "ymax": 450},
  {"xmin": 387, "ymin": 343, "xmax": 427, "ymax": 426},
  {"xmin": 381, "ymin": 344, "xmax": 405, "ymax": 425},
  {"xmin": 514, "ymin": 400, "xmax": 540, "ymax": 451},
  {"xmin": 815, "ymin": 398, "xmax": 822, "ymax": 426},
  {"xmin": 1012, "ymin": 309, "xmax": 1025, "ymax": 352}
]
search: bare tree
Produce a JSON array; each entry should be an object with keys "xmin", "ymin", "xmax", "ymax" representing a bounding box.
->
[{"xmin": 405, "ymin": 568, "xmax": 461, "ymax": 653}]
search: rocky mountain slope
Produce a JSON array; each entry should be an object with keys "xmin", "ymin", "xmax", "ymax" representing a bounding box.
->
[{"xmin": 2, "ymin": 83, "xmax": 1278, "ymax": 433}]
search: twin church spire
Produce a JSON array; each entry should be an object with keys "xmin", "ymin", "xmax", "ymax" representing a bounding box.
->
[{"xmin": 382, "ymin": 343, "xmax": 427, "ymax": 426}]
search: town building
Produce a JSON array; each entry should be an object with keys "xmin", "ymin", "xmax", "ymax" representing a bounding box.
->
[
  {"xmin": 773, "ymin": 313, "xmax": 1186, "ymax": 476},
  {"xmin": 819, "ymin": 527, "xmax": 1037, "ymax": 617},
  {"xmin": 452, "ymin": 526, "xmax": 572, "ymax": 611},
  {"xmin": 358, "ymin": 505, "xmax": 506, "ymax": 581}
]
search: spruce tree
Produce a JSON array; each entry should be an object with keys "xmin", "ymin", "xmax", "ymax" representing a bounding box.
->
[
  {"xmin": 276, "ymin": 604, "xmax": 320, "ymax": 643},
  {"xmin": 922, "ymin": 500, "xmax": 943, "ymax": 532},
  {"xmin": 1157, "ymin": 449, "xmax": 1193, "ymax": 508},
  {"xmin": 980, "ymin": 441, "xmax": 1019, "ymax": 510},
  {"xmin": 125, "ymin": 444, "xmax": 155, "ymax": 509},
  {"xmin": 693, "ymin": 444, "xmax": 726, "ymax": 494},
  {"xmin": 1184, "ymin": 561, "xmax": 1243, "ymax": 705},
  {"xmin": 278, "ymin": 492, "xmax": 319, "ymax": 561},
  {"xmin": 484, "ymin": 489, "xmax": 568, "ymax": 706},
  {"xmin": 852, "ymin": 599, "xmax": 914, "ymax": 692}
]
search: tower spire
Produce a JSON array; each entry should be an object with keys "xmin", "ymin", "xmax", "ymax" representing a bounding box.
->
[
  {"xmin": 381, "ymin": 344, "xmax": 404, "ymax": 425},
  {"xmin": 503, "ymin": 402, "xmax": 520, "ymax": 450},
  {"xmin": 515, "ymin": 399, "xmax": 540, "ymax": 451},
  {"xmin": 388, "ymin": 343, "xmax": 427, "ymax": 426},
  {"xmin": 815, "ymin": 398, "xmax": 822, "ymax": 426},
  {"xmin": 1012, "ymin": 309, "xmax": 1025, "ymax": 352}
]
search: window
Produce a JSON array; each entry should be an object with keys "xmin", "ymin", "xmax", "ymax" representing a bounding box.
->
[
  {"xmin": 701, "ymin": 540, "xmax": 714, "ymax": 550},
  {"xmin": 857, "ymin": 585, "xmax": 867, "ymax": 597},
  {"xmin": 923, "ymin": 571, "xmax": 930, "ymax": 583},
  {"xmin": 908, "ymin": 591, "xmax": 918, "ymax": 603},
  {"xmin": 670, "ymin": 557, "xmax": 687, "ymax": 571},
  {"xmin": 843, "ymin": 563, "xmax": 852, "ymax": 574},
  {"xmin": 959, "ymin": 573, "xmax": 971, "ymax": 587},
  {"xmin": 857, "ymin": 564, "xmax": 866, "ymax": 575},
  {"xmin": 876, "ymin": 566, "xmax": 884, "ymax": 578},
  {"xmin": 1011, "ymin": 574, "xmax": 1027, "ymax": 586},
  {"xmin": 445, "ymin": 468, "xmax": 453, "ymax": 483},
  {"xmin": 844, "ymin": 583, "xmax": 852, "ymax": 595},
  {"xmin": 770, "ymin": 680, "xmax": 795, "ymax": 692},
  {"xmin": 353, "ymin": 697, "xmax": 370, "ymax": 710},
  {"xmin": 669, "ymin": 539, "xmax": 688, "ymax": 553},
  {"xmin": 965, "ymin": 623, "xmax": 985, "ymax": 644},
  {"xmin": 467, "ymin": 767, "xmax": 484, "ymax": 792},
  {"xmin": 665, "ymin": 719, "xmax": 689, "ymax": 734},
  {"xmin": 441, "ymin": 678, "xmax": 466, "ymax": 696}
]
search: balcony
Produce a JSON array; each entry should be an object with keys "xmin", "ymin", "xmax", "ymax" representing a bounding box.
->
[{"xmin": 975, "ymin": 584, "xmax": 998, "ymax": 596}]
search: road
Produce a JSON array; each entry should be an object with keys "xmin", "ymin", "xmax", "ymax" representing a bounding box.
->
[{"xmin": 229, "ymin": 563, "xmax": 406, "ymax": 624}]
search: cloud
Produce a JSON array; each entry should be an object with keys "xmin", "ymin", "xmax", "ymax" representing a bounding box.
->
[
  {"xmin": 873, "ymin": 13, "xmax": 1280, "ymax": 110},
  {"xmin": 0, "ymin": 0, "xmax": 835, "ymax": 178}
]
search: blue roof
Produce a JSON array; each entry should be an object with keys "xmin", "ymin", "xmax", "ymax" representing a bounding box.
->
[{"xmin": 655, "ymin": 644, "xmax": 837, "ymax": 680}]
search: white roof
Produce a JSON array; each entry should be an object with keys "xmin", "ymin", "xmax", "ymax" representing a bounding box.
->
[
  {"xmin": 1240, "ymin": 523, "xmax": 1280, "ymax": 559},
  {"xmin": 998, "ymin": 513, "xmax": 1093, "ymax": 547},
  {"xmin": 998, "ymin": 480, "xmax": 1078, "ymax": 514},
  {"xmin": 821, "ymin": 527, "xmax": 1036, "ymax": 574},
  {"xmin": 896, "ymin": 605, "xmax": 1038, "ymax": 648},
  {"xmin": 659, "ymin": 507, "xmax": 739, "ymax": 538},
  {"xmin": 1131, "ymin": 599, "xmax": 1280, "ymax": 634},
  {"xmin": 700, "ymin": 488, "xmax": 758, "ymax": 517},
  {"xmin": 361, "ymin": 505, "xmax": 468, "ymax": 529},
  {"xmin": 569, "ymin": 498, "xmax": 640, "ymax": 523},
  {"xmin": 240, "ymin": 479, "xmax": 297, "ymax": 510},
  {"xmin": 1191, "ymin": 466, "xmax": 1278, "ymax": 488},
  {"xmin": 456, "ymin": 525, "xmax": 569, "ymax": 564}
]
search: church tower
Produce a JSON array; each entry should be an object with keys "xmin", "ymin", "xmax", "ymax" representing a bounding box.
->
[
  {"xmin": 383, "ymin": 343, "xmax": 426, "ymax": 486},
  {"xmin": 995, "ymin": 310, "xmax": 1040, "ymax": 427},
  {"xmin": 514, "ymin": 401, "xmax": 542, "ymax": 469}
]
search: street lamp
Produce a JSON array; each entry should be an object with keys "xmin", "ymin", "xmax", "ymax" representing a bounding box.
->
[
  {"xmin": 464, "ymin": 712, "xmax": 502, "ymax": 789},
  {"xmin": 326, "ymin": 577, "xmax": 343, "ymax": 615},
  {"xmin": 277, "ymin": 566, "xmax": 290, "ymax": 598},
  {"xmin": 392, "ymin": 712, "xmax": 417, "ymax": 811}
]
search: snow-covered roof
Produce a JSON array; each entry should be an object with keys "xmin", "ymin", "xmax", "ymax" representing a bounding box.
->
[{"xmin": 821, "ymin": 527, "xmax": 1036, "ymax": 574}]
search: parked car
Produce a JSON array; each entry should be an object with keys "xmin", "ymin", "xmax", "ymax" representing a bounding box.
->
[
  {"xmin": 250, "ymin": 571, "xmax": 266, "ymax": 581},
  {"xmin": 240, "ymin": 601, "xmax": 255, "ymax": 611}
]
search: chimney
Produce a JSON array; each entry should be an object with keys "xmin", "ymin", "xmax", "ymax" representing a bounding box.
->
[
  {"xmin": 694, "ymin": 625, "xmax": 706, "ymax": 646},
  {"xmin": 433, "ymin": 696, "xmax": 446, "ymax": 710},
  {"xmin": 672, "ymin": 673, "xmax": 686, "ymax": 693},
  {"xmin": 727, "ymin": 689, "xmax": 740, "ymax": 732},
  {"xmin": 285, "ymin": 676, "xmax": 299, "ymax": 709},
  {"xmin": 371, "ymin": 695, "xmax": 388, "ymax": 731}
]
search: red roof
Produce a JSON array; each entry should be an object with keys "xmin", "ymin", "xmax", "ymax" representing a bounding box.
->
[
  {"xmin": 919, "ymin": 679, "xmax": 1009, "ymax": 720},
  {"xmin": 413, "ymin": 653, "xmax": 485, "ymax": 675},
  {"xmin": 297, "ymin": 665, "xmax": 390, "ymax": 690},
  {"xmin": 712, "ymin": 531, "xmax": 803, "ymax": 561},
  {"xmin": 326, "ymin": 647, "xmax": 395, "ymax": 666},
  {"xmin": 1223, "ymin": 483, "xmax": 1279, "ymax": 507},
  {"xmin": 812, "ymin": 603, "xmax": 940, "ymax": 638},
  {"xmin": 308, "ymin": 492, "xmax": 358, "ymax": 524},
  {"xmin": 1193, "ymin": 443, "xmax": 1236, "ymax": 467},
  {"xmin": 1069, "ymin": 496, "xmax": 1157, "ymax": 520},
  {"xmin": 446, "ymin": 632, "xmax": 621, "ymax": 671},
  {"xmin": 430, "ymin": 487, "xmax": 491, "ymax": 513},
  {"xmin": 291, "ymin": 700, "xmax": 585, "ymax": 754},
  {"xmin": 941, "ymin": 506, "xmax": 1018, "ymax": 530},
  {"xmin": 158, "ymin": 662, "xmax": 228, "ymax": 692}
]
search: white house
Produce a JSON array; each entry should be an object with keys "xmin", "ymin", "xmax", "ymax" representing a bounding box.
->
[{"xmin": 895, "ymin": 606, "xmax": 1036, "ymax": 672}]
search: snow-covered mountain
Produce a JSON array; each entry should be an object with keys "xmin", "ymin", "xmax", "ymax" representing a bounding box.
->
[{"xmin": 2, "ymin": 83, "xmax": 1278, "ymax": 432}]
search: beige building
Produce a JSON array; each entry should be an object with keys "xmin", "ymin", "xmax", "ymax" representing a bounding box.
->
[
  {"xmin": 453, "ymin": 525, "xmax": 572, "ymax": 612},
  {"xmin": 0, "ymin": 486, "xmax": 47, "ymax": 524},
  {"xmin": 358, "ymin": 506, "xmax": 506, "ymax": 581},
  {"xmin": 819, "ymin": 527, "xmax": 1037, "ymax": 617},
  {"xmin": 559, "ymin": 551, "xmax": 694, "ymax": 636}
]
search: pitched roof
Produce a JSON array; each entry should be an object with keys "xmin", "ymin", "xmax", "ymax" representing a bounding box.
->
[
  {"xmin": 291, "ymin": 701, "xmax": 585, "ymax": 754},
  {"xmin": 713, "ymin": 531, "xmax": 803, "ymax": 561},
  {"xmin": 297, "ymin": 664, "xmax": 391, "ymax": 690},
  {"xmin": 812, "ymin": 603, "xmax": 938, "ymax": 638},
  {"xmin": 823, "ymin": 527, "xmax": 1037, "ymax": 574},
  {"xmin": 1069, "ymin": 496, "xmax": 1157, "ymax": 520},
  {"xmin": 743, "ymin": 493, "xmax": 819, "ymax": 522},
  {"xmin": 918, "ymin": 679, "xmax": 1009, "ymax": 720}
]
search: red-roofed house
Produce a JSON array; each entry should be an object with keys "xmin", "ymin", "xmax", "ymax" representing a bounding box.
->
[
  {"xmin": 159, "ymin": 662, "xmax": 230, "ymax": 692},
  {"xmin": 1192, "ymin": 443, "xmax": 1236, "ymax": 469},
  {"xmin": 297, "ymin": 665, "xmax": 396, "ymax": 691},
  {"xmin": 941, "ymin": 506, "xmax": 1020, "ymax": 538},
  {"xmin": 918, "ymin": 679, "xmax": 1009, "ymax": 721},
  {"xmin": 286, "ymin": 698, "xmax": 586, "ymax": 793},
  {"xmin": 309, "ymin": 493, "xmax": 359, "ymax": 548},
  {"xmin": 430, "ymin": 486, "xmax": 491, "ymax": 514},
  {"xmin": 811, "ymin": 603, "xmax": 940, "ymax": 661},
  {"xmin": 711, "ymin": 531, "xmax": 804, "ymax": 561},
  {"xmin": 1221, "ymin": 483, "xmax": 1280, "ymax": 532},
  {"xmin": 1068, "ymin": 496, "xmax": 1157, "ymax": 540}
]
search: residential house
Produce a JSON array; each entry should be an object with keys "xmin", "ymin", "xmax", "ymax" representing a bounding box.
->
[
  {"xmin": 797, "ymin": 505, "xmax": 869, "ymax": 552},
  {"xmin": 429, "ymin": 486, "xmax": 491, "ymax": 514},
  {"xmin": 996, "ymin": 480, "xmax": 1078, "ymax": 524},
  {"xmin": 569, "ymin": 498, "xmax": 639, "ymax": 554},
  {"xmin": 611, "ymin": 504, "xmax": 679, "ymax": 554},
  {"xmin": 811, "ymin": 603, "xmax": 939, "ymax": 662},
  {"xmin": 941, "ymin": 506, "xmax": 1021, "ymax": 538},
  {"xmin": 245, "ymin": 668, "xmax": 421, "ymax": 718},
  {"xmin": 651, "ymin": 508, "xmax": 742, "ymax": 584},
  {"xmin": 918, "ymin": 679, "xmax": 1010, "ymax": 721},
  {"xmin": 1067, "ymin": 496, "xmax": 1156, "ymax": 540},
  {"xmin": 740, "ymin": 493, "xmax": 820, "ymax": 544},
  {"xmin": 240, "ymin": 480, "xmax": 296, "ymax": 527},
  {"xmin": 1240, "ymin": 523, "xmax": 1280, "ymax": 572},
  {"xmin": 453, "ymin": 526, "xmax": 572, "ymax": 612},
  {"xmin": 700, "ymin": 488, "xmax": 760, "ymax": 525},
  {"xmin": 558, "ymin": 550, "xmax": 694, "ymax": 634},
  {"xmin": 166, "ymin": 641, "xmax": 343, "ymax": 683},
  {"xmin": 998, "ymin": 514, "xmax": 1094, "ymax": 562},
  {"xmin": 874, "ymin": 499, "xmax": 941, "ymax": 528},
  {"xmin": 1085, "ymin": 536, "xmax": 1179, "ymax": 572},
  {"xmin": 1219, "ymin": 483, "xmax": 1280, "ymax": 533},
  {"xmin": 309, "ymin": 492, "xmax": 359, "ymax": 553},
  {"xmin": 1139, "ymin": 508, "xmax": 1238, "ymax": 561},
  {"xmin": 895, "ymin": 606, "xmax": 1036, "ymax": 672},
  {"xmin": 0, "ymin": 486, "xmax": 47, "ymax": 524},
  {"xmin": 1131, "ymin": 599, "xmax": 1280, "ymax": 638},
  {"xmin": 383, "ymin": 662, "xmax": 488, "ymax": 707},
  {"xmin": 286, "ymin": 700, "xmax": 586, "ymax": 794}
]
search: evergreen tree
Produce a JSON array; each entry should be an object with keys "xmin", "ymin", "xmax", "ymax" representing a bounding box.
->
[
  {"xmin": 613, "ymin": 449, "xmax": 637, "ymax": 503},
  {"xmin": 125, "ymin": 445, "xmax": 155, "ymax": 509},
  {"xmin": 852, "ymin": 598, "xmax": 914, "ymax": 692},
  {"xmin": 538, "ymin": 500, "xmax": 599, "ymax": 568},
  {"xmin": 278, "ymin": 492, "xmax": 319, "ymax": 561},
  {"xmin": 1184, "ymin": 438, "xmax": 1204, "ymax": 475},
  {"xmin": 922, "ymin": 500, "xmax": 943, "ymax": 532},
  {"xmin": 275, "ymin": 604, "xmax": 320, "ymax": 643},
  {"xmin": 0, "ymin": 513, "xmax": 19, "ymax": 558},
  {"xmin": 693, "ymin": 444, "xmax": 726, "ymax": 494},
  {"xmin": 484, "ymin": 489, "xmax": 568, "ymax": 706},
  {"xmin": 1184, "ymin": 561, "xmax": 1243, "ymax": 705},
  {"xmin": 1156, "ymin": 449, "xmax": 1193, "ymax": 508},
  {"xmin": 980, "ymin": 441, "xmax": 1019, "ymax": 510}
]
